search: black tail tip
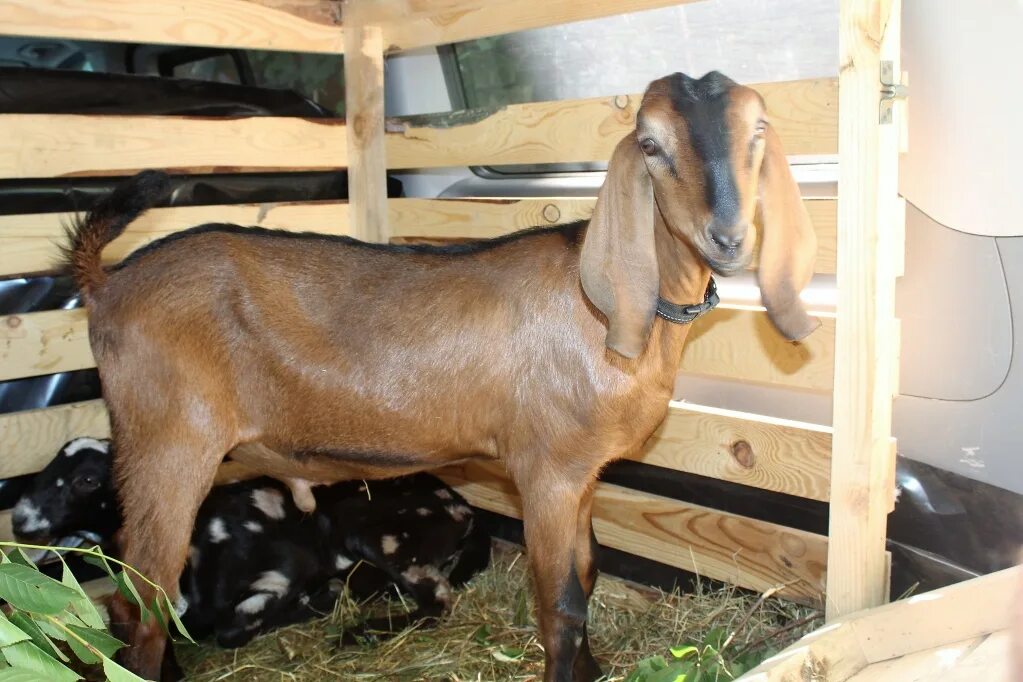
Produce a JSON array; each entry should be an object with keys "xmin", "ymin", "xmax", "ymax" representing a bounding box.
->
[{"xmin": 116, "ymin": 170, "xmax": 172, "ymax": 208}]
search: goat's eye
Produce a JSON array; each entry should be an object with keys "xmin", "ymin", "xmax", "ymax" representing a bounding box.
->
[
  {"xmin": 639, "ymin": 138, "xmax": 659, "ymax": 156},
  {"xmin": 73, "ymin": 475, "xmax": 100, "ymax": 492},
  {"xmin": 754, "ymin": 120, "xmax": 768, "ymax": 137}
]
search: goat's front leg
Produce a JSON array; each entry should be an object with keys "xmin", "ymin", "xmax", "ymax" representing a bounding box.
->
[
  {"xmin": 518, "ymin": 471, "xmax": 601, "ymax": 682},
  {"xmin": 572, "ymin": 483, "xmax": 602, "ymax": 681}
]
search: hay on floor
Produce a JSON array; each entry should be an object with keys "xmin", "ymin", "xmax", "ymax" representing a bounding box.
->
[{"xmin": 176, "ymin": 541, "xmax": 820, "ymax": 681}]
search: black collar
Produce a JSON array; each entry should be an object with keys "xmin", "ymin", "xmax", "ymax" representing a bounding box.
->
[{"xmin": 656, "ymin": 277, "xmax": 719, "ymax": 325}]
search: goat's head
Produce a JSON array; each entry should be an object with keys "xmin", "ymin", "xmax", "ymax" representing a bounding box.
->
[
  {"xmin": 12, "ymin": 437, "xmax": 119, "ymax": 544},
  {"xmin": 581, "ymin": 71, "xmax": 819, "ymax": 358}
]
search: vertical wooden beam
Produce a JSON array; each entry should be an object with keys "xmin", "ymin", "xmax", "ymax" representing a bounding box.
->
[
  {"xmin": 343, "ymin": 1, "xmax": 388, "ymax": 242},
  {"xmin": 827, "ymin": 0, "xmax": 903, "ymax": 620}
]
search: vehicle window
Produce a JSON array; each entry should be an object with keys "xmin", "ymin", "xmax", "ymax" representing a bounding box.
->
[{"xmin": 448, "ymin": 0, "xmax": 838, "ymax": 175}]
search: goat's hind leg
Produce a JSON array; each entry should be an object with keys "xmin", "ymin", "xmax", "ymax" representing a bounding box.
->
[{"xmin": 109, "ymin": 427, "xmax": 230, "ymax": 679}]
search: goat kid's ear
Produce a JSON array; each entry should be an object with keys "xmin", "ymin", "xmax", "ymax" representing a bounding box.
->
[
  {"xmin": 580, "ymin": 134, "xmax": 659, "ymax": 359},
  {"xmin": 756, "ymin": 124, "xmax": 821, "ymax": 341}
]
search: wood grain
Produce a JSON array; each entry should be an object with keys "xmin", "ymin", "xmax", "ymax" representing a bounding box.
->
[
  {"xmin": 0, "ymin": 115, "xmax": 346, "ymax": 180},
  {"xmin": 386, "ymin": 78, "xmax": 838, "ymax": 168},
  {"xmin": 438, "ymin": 459, "xmax": 827, "ymax": 603},
  {"xmin": 826, "ymin": 0, "xmax": 902, "ymax": 621},
  {"xmin": 637, "ymin": 403, "xmax": 832, "ymax": 502},
  {"xmin": 0, "ymin": 0, "xmax": 344, "ymax": 53},
  {"xmin": 0, "ymin": 202, "xmax": 352, "ymax": 278},
  {"xmin": 0, "ymin": 306, "xmax": 836, "ymax": 389},
  {"xmin": 0, "ymin": 197, "xmax": 835, "ymax": 279},
  {"xmin": 0, "ymin": 400, "xmax": 110, "ymax": 482},
  {"xmin": 746, "ymin": 567, "xmax": 1019, "ymax": 680},
  {"xmin": 344, "ymin": 7, "xmax": 389, "ymax": 242},
  {"xmin": 682, "ymin": 307, "xmax": 836, "ymax": 392},
  {"xmin": 0, "ymin": 309, "xmax": 93, "ymax": 382},
  {"xmin": 371, "ymin": 0, "xmax": 701, "ymax": 53}
]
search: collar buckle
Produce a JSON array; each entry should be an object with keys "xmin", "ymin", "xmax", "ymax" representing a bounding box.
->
[{"xmin": 655, "ymin": 277, "xmax": 719, "ymax": 325}]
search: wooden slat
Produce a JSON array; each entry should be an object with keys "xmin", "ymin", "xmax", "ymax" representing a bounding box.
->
[
  {"xmin": 845, "ymin": 635, "xmax": 986, "ymax": 682},
  {"xmin": 0, "ymin": 79, "xmax": 833, "ymax": 180},
  {"xmin": 826, "ymin": 0, "xmax": 902, "ymax": 621},
  {"xmin": 743, "ymin": 567, "xmax": 1020, "ymax": 681},
  {"xmin": 0, "ymin": 197, "xmax": 836, "ymax": 279},
  {"xmin": 0, "ymin": 305, "xmax": 835, "ymax": 389},
  {"xmin": 0, "ymin": 0, "xmax": 344, "ymax": 53},
  {"xmin": 438, "ymin": 459, "xmax": 827, "ymax": 603},
  {"xmin": 371, "ymin": 0, "xmax": 701, "ymax": 53},
  {"xmin": 386, "ymin": 78, "xmax": 838, "ymax": 168},
  {"xmin": 682, "ymin": 307, "xmax": 836, "ymax": 392},
  {"xmin": 0, "ymin": 400, "xmax": 110, "ymax": 481},
  {"xmin": 344, "ymin": 6, "xmax": 389, "ymax": 242},
  {"xmin": 0, "ymin": 115, "xmax": 346, "ymax": 180},
  {"xmin": 637, "ymin": 403, "xmax": 832, "ymax": 502},
  {"xmin": 0, "ymin": 309, "xmax": 92, "ymax": 382},
  {"xmin": 0, "ymin": 202, "xmax": 352, "ymax": 278}
]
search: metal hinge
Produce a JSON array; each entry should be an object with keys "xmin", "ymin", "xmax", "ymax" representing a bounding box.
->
[{"xmin": 880, "ymin": 61, "xmax": 909, "ymax": 124}]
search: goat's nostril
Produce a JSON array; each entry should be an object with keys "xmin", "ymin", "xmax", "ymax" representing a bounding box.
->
[{"xmin": 710, "ymin": 232, "xmax": 744, "ymax": 251}]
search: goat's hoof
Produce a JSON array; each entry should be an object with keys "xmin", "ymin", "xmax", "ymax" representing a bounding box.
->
[{"xmin": 573, "ymin": 653, "xmax": 603, "ymax": 682}]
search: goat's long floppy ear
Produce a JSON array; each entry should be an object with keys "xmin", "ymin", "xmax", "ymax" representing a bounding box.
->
[
  {"xmin": 756, "ymin": 125, "xmax": 820, "ymax": 341},
  {"xmin": 580, "ymin": 134, "xmax": 659, "ymax": 359}
]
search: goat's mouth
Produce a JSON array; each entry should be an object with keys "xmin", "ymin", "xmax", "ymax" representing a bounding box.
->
[{"xmin": 701, "ymin": 243, "xmax": 753, "ymax": 277}]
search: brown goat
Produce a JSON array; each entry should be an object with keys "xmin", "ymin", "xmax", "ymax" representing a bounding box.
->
[{"xmin": 66, "ymin": 71, "xmax": 817, "ymax": 681}]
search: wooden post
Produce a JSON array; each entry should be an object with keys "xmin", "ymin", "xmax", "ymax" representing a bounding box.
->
[
  {"xmin": 343, "ymin": 0, "xmax": 388, "ymax": 243},
  {"xmin": 827, "ymin": 0, "xmax": 903, "ymax": 620}
]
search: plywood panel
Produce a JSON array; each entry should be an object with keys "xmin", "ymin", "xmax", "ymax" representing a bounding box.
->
[
  {"xmin": 0, "ymin": 198, "xmax": 835, "ymax": 279},
  {"xmin": 438, "ymin": 459, "xmax": 827, "ymax": 602},
  {"xmin": 0, "ymin": 400, "xmax": 110, "ymax": 481},
  {"xmin": 0, "ymin": 306, "xmax": 836, "ymax": 389},
  {"xmin": 0, "ymin": 202, "xmax": 352, "ymax": 278},
  {"xmin": 0, "ymin": 115, "xmax": 346, "ymax": 179},
  {"xmin": 0, "ymin": 0, "xmax": 344, "ymax": 53},
  {"xmin": 682, "ymin": 308, "xmax": 836, "ymax": 392},
  {"xmin": 386, "ymin": 78, "xmax": 838, "ymax": 168},
  {"xmin": 637, "ymin": 404, "xmax": 832, "ymax": 502}
]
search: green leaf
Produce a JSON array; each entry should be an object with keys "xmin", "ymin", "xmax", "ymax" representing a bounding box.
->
[
  {"xmin": 66, "ymin": 624, "xmax": 124, "ymax": 664},
  {"xmin": 512, "ymin": 589, "xmax": 531, "ymax": 627},
  {"xmin": 704, "ymin": 627, "xmax": 727, "ymax": 650},
  {"xmin": 60, "ymin": 562, "xmax": 104, "ymax": 630},
  {"xmin": 0, "ymin": 669, "xmax": 58, "ymax": 682},
  {"xmin": 8, "ymin": 613, "xmax": 66, "ymax": 661},
  {"xmin": 0, "ymin": 641, "xmax": 80, "ymax": 681},
  {"xmin": 646, "ymin": 664, "xmax": 687, "ymax": 682},
  {"xmin": 0, "ymin": 611, "xmax": 31, "ymax": 647},
  {"xmin": 162, "ymin": 595, "xmax": 193, "ymax": 643},
  {"xmin": 113, "ymin": 572, "xmax": 148, "ymax": 623},
  {"xmin": 492, "ymin": 647, "xmax": 524, "ymax": 663},
  {"xmin": 5, "ymin": 549, "xmax": 37, "ymax": 570},
  {"xmin": 101, "ymin": 655, "xmax": 148, "ymax": 682},
  {"xmin": 0, "ymin": 564, "xmax": 79, "ymax": 615},
  {"xmin": 670, "ymin": 645, "xmax": 698, "ymax": 660},
  {"xmin": 472, "ymin": 624, "xmax": 491, "ymax": 645}
]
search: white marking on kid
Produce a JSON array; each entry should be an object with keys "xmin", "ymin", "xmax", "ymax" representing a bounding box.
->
[
  {"xmin": 381, "ymin": 535, "xmax": 400, "ymax": 555},
  {"xmin": 13, "ymin": 499, "xmax": 50, "ymax": 534},
  {"xmin": 252, "ymin": 570, "xmax": 290, "ymax": 597},
  {"xmin": 63, "ymin": 438, "xmax": 109, "ymax": 457},
  {"xmin": 251, "ymin": 488, "xmax": 286, "ymax": 519},
  {"xmin": 244, "ymin": 521, "xmax": 263, "ymax": 533},
  {"xmin": 208, "ymin": 517, "xmax": 229, "ymax": 543},
  {"xmin": 335, "ymin": 554, "xmax": 354, "ymax": 571}
]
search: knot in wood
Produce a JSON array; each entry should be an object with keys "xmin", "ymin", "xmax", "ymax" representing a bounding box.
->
[
  {"xmin": 730, "ymin": 440, "xmax": 755, "ymax": 469},
  {"xmin": 5, "ymin": 315, "xmax": 21, "ymax": 329},
  {"xmin": 612, "ymin": 94, "xmax": 630, "ymax": 110},
  {"xmin": 542, "ymin": 204, "xmax": 561, "ymax": 223}
]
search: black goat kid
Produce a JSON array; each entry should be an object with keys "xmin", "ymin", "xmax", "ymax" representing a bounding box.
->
[{"xmin": 12, "ymin": 438, "xmax": 490, "ymax": 648}]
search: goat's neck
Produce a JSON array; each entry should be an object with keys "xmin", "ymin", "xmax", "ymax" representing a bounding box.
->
[{"xmin": 649, "ymin": 217, "xmax": 712, "ymax": 362}]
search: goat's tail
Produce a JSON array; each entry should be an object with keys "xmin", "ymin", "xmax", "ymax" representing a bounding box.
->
[
  {"xmin": 447, "ymin": 516, "xmax": 492, "ymax": 587},
  {"xmin": 63, "ymin": 170, "xmax": 171, "ymax": 302}
]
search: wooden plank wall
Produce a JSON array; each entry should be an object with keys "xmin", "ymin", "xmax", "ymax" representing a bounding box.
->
[{"xmin": 0, "ymin": 0, "xmax": 900, "ymax": 613}]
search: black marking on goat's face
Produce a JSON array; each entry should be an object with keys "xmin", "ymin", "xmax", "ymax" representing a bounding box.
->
[
  {"xmin": 12, "ymin": 438, "xmax": 118, "ymax": 543},
  {"xmin": 637, "ymin": 71, "xmax": 767, "ymax": 275}
]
